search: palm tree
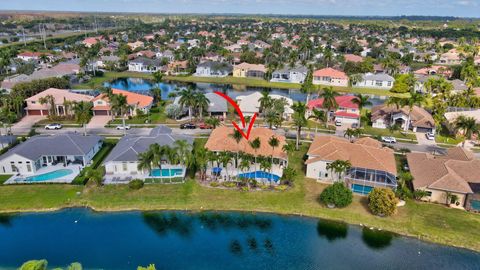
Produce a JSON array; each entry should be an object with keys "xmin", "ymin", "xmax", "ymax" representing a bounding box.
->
[
  {"xmin": 194, "ymin": 147, "xmax": 209, "ymax": 181},
  {"xmin": 238, "ymin": 158, "xmax": 251, "ymax": 188},
  {"xmin": 205, "ymin": 117, "xmax": 220, "ymax": 128},
  {"xmin": 318, "ymin": 86, "xmax": 339, "ymax": 123},
  {"xmin": 386, "ymin": 96, "xmax": 403, "ymax": 109},
  {"xmin": 39, "ymin": 94, "xmax": 56, "ymax": 116},
  {"xmin": 268, "ymin": 136, "xmax": 279, "ymax": 183},
  {"xmin": 193, "ymin": 92, "xmax": 210, "ymax": 120},
  {"xmin": 151, "ymin": 87, "xmax": 162, "ymax": 106},
  {"xmin": 137, "ymin": 150, "xmax": 154, "ymax": 176},
  {"xmin": 178, "ymin": 87, "xmax": 196, "ymax": 121},
  {"xmin": 85, "ymin": 168, "xmax": 103, "ymax": 187},
  {"xmin": 343, "ymin": 128, "xmax": 361, "ymax": 142},
  {"xmin": 258, "ymin": 90, "xmax": 273, "ymax": 115},
  {"xmin": 402, "ymin": 92, "xmax": 426, "ymax": 132},
  {"xmin": 351, "ymin": 94, "xmax": 372, "ymax": 127},
  {"xmin": 110, "ymin": 94, "xmax": 131, "ymax": 135},
  {"xmin": 165, "ymin": 146, "xmax": 180, "ymax": 182},
  {"xmin": 326, "ymin": 160, "xmax": 352, "ymax": 182},
  {"xmin": 229, "ymin": 129, "xmax": 243, "ymax": 169},
  {"xmin": 454, "ymin": 115, "xmax": 479, "ymax": 147},
  {"xmin": 259, "ymin": 158, "xmax": 273, "ymax": 185},
  {"xmin": 174, "ymin": 139, "xmax": 192, "ymax": 171},
  {"xmin": 348, "ymin": 73, "xmax": 363, "ymax": 87},
  {"xmin": 72, "ymin": 101, "xmax": 92, "ymax": 135},
  {"xmin": 249, "ymin": 137, "xmax": 261, "ymax": 179},
  {"xmin": 308, "ymin": 108, "xmax": 327, "ymax": 133},
  {"xmin": 300, "ymin": 68, "xmax": 315, "ymax": 103},
  {"xmin": 219, "ymin": 151, "xmax": 232, "ymax": 181},
  {"xmin": 291, "ymin": 102, "xmax": 308, "ymax": 150}
]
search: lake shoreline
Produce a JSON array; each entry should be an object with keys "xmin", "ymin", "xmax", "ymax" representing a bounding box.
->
[{"xmin": 2, "ymin": 203, "xmax": 479, "ymax": 253}]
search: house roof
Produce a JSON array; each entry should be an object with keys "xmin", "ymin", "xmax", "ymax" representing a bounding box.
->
[
  {"xmin": 407, "ymin": 147, "xmax": 480, "ymax": 194},
  {"xmin": 204, "ymin": 126, "xmax": 288, "ymax": 160},
  {"xmin": 205, "ymin": 93, "xmax": 228, "ymax": 113},
  {"xmin": 233, "ymin": 62, "xmax": 266, "ymax": 72},
  {"xmin": 307, "ymin": 95, "xmax": 359, "ymax": 110},
  {"xmin": 305, "ymin": 136, "xmax": 397, "ymax": 175},
  {"xmin": 103, "ymin": 126, "xmax": 193, "ymax": 163},
  {"xmin": 313, "ymin": 68, "xmax": 348, "ymax": 79},
  {"xmin": 26, "ymin": 88, "xmax": 93, "ymax": 105},
  {"xmin": 0, "ymin": 134, "xmax": 102, "ymax": 161},
  {"xmin": 344, "ymin": 54, "xmax": 363, "ymax": 63},
  {"xmin": 272, "ymin": 65, "xmax": 308, "ymax": 74},
  {"xmin": 92, "ymin": 89, "xmax": 153, "ymax": 109},
  {"xmin": 362, "ymin": 72, "xmax": 394, "ymax": 82},
  {"xmin": 197, "ymin": 61, "xmax": 232, "ymax": 72},
  {"xmin": 129, "ymin": 57, "xmax": 162, "ymax": 66},
  {"xmin": 371, "ymin": 104, "xmax": 435, "ymax": 129},
  {"xmin": 445, "ymin": 110, "xmax": 480, "ymax": 124}
]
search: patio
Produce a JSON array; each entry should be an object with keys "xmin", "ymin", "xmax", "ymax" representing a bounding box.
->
[
  {"xmin": 4, "ymin": 164, "xmax": 82, "ymax": 184},
  {"xmin": 206, "ymin": 163, "xmax": 284, "ymax": 184}
]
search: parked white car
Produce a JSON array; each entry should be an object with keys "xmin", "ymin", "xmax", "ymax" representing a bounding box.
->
[
  {"xmin": 335, "ymin": 119, "xmax": 342, "ymax": 126},
  {"xmin": 116, "ymin": 125, "xmax": 131, "ymax": 130},
  {"xmin": 425, "ymin": 132, "xmax": 435, "ymax": 140},
  {"xmin": 45, "ymin": 123, "xmax": 62, "ymax": 130},
  {"xmin": 381, "ymin": 136, "xmax": 396, "ymax": 143}
]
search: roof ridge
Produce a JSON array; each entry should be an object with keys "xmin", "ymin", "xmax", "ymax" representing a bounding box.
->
[{"xmin": 65, "ymin": 134, "xmax": 86, "ymax": 154}]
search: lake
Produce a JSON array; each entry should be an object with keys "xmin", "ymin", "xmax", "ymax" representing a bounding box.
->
[
  {"xmin": 0, "ymin": 208, "xmax": 479, "ymax": 270},
  {"xmin": 105, "ymin": 77, "xmax": 388, "ymax": 108}
]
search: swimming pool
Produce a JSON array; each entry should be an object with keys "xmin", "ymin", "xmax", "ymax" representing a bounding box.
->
[
  {"xmin": 351, "ymin": 184, "xmax": 374, "ymax": 195},
  {"xmin": 150, "ymin": 168, "xmax": 184, "ymax": 177},
  {"xmin": 24, "ymin": 169, "xmax": 74, "ymax": 182},
  {"xmin": 237, "ymin": 171, "xmax": 280, "ymax": 182},
  {"xmin": 471, "ymin": 200, "xmax": 480, "ymax": 211}
]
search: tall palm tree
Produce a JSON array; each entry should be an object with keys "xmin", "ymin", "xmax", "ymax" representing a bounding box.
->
[
  {"xmin": 39, "ymin": 94, "xmax": 56, "ymax": 116},
  {"xmin": 151, "ymin": 87, "xmax": 162, "ymax": 106},
  {"xmin": 259, "ymin": 158, "xmax": 273, "ymax": 185},
  {"xmin": 454, "ymin": 115, "xmax": 479, "ymax": 147},
  {"xmin": 165, "ymin": 146, "xmax": 180, "ymax": 182},
  {"xmin": 291, "ymin": 102, "xmax": 308, "ymax": 150},
  {"xmin": 72, "ymin": 101, "xmax": 92, "ymax": 135},
  {"xmin": 300, "ymin": 68, "xmax": 315, "ymax": 103},
  {"xmin": 229, "ymin": 129, "xmax": 243, "ymax": 169},
  {"xmin": 318, "ymin": 86, "xmax": 339, "ymax": 123},
  {"xmin": 351, "ymin": 94, "xmax": 372, "ymax": 127},
  {"xmin": 258, "ymin": 90, "xmax": 273, "ymax": 115},
  {"xmin": 178, "ymin": 87, "xmax": 196, "ymax": 121},
  {"xmin": 326, "ymin": 160, "xmax": 352, "ymax": 182},
  {"xmin": 348, "ymin": 73, "xmax": 363, "ymax": 87},
  {"xmin": 343, "ymin": 128, "xmax": 361, "ymax": 142},
  {"xmin": 174, "ymin": 139, "xmax": 192, "ymax": 174},
  {"xmin": 193, "ymin": 92, "xmax": 209, "ymax": 120},
  {"xmin": 137, "ymin": 150, "xmax": 154, "ymax": 176},
  {"xmin": 110, "ymin": 94, "xmax": 131, "ymax": 135},
  {"xmin": 249, "ymin": 137, "xmax": 261, "ymax": 179},
  {"xmin": 268, "ymin": 136, "xmax": 279, "ymax": 183},
  {"xmin": 219, "ymin": 151, "xmax": 232, "ymax": 180},
  {"xmin": 401, "ymin": 92, "xmax": 426, "ymax": 131},
  {"xmin": 308, "ymin": 108, "xmax": 327, "ymax": 133},
  {"xmin": 194, "ymin": 147, "xmax": 209, "ymax": 181}
]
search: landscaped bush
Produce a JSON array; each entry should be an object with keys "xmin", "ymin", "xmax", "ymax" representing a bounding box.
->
[
  {"xmin": 368, "ymin": 188, "xmax": 398, "ymax": 216},
  {"xmin": 274, "ymin": 185, "xmax": 288, "ymax": 191},
  {"xmin": 222, "ymin": 181, "xmax": 236, "ymax": 188},
  {"xmin": 318, "ymin": 182, "xmax": 353, "ymax": 208},
  {"xmin": 210, "ymin": 182, "xmax": 220, "ymax": 187},
  {"xmin": 129, "ymin": 179, "xmax": 144, "ymax": 190}
]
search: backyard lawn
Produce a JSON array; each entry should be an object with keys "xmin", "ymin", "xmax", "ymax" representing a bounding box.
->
[{"xmin": 0, "ymin": 175, "xmax": 12, "ymax": 184}]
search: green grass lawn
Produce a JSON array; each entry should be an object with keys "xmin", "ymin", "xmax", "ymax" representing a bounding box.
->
[
  {"xmin": 362, "ymin": 126, "xmax": 417, "ymax": 142},
  {"xmin": 0, "ymin": 175, "xmax": 12, "ymax": 184},
  {"xmin": 435, "ymin": 134, "xmax": 463, "ymax": 145},
  {"xmin": 72, "ymin": 71, "xmax": 409, "ymax": 98},
  {"xmin": 0, "ymin": 141, "xmax": 479, "ymax": 251}
]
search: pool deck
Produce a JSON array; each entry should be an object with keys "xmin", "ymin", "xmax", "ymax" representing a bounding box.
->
[
  {"xmin": 4, "ymin": 164, "xmax": 82, "ymax": 184},
  {"xmin": 206, "ymin": 164, "xmax": 283, "ymax": 184},
  {"xmin": 103, "ymin": 167, "xmax": 187, "ymax": 184}
]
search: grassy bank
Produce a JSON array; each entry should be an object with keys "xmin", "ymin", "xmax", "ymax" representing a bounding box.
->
[
  {"xmin": 0, "ymin": 143, "xmax": 479, "ymax": 252},
  {"xmin": 72, "ymin": 71, "xmax": 408, "ymax": 98}
]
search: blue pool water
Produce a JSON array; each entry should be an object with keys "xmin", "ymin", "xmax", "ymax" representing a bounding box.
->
[
  {"xmin": 24, "ymin": 169, "xmax": 74, "ymax": 182},
  {"xmin": 351, "ymin": 184, "xmax": 374, "ymax": 195},
  {"xmin": 238, "ymin": 171, "xmax": 280, "ymax": 182},
  {"xmin": 150, "ymin": 168, "xmax": 184, "ymax": 177},
  {"xmin": 0, "ymin": 209, "xmax": 478, "ymax": 269},
  {"xmin": 471, "ymin": 200, "xmax": 480, "ymax": 210}
]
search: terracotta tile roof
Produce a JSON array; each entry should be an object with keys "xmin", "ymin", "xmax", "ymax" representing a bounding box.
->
[
  {"xmin": 313, "ymin": 68, "xmax": 348, "ymax": 79},
  {"xmin": 334, "ymin": 111, "xmax": 360, "ymax": 118},
  {"xmin": 234, "ymin": 62, "xmax": 266, "ymax": 72},
  {"xmin": 344, "ymin": 54, "xmax": 363, "ymax": 63},
  {"xmin": 306, "ymin": 136, "xmax": 397, "ymax": 175},
  {"xmin": 26, "ymin": 88, "xmax": 93, "ymax": 105},
  {"xmin": 407, "ymin": 148, "xmax": 480, "ymax": 194},
  {"xmin": 307, "ymin": 95, "xmax": 359, "ymax": 110},
  {"xmin": 371, "ymin": 104, "xmax": 435, "ymax": 129},
  {"xmin": 204, "ymin": 126, "xmax": 287, "ymax": 160},
  {"xmin": 355, "ymin": 137, "xmax": 382, "ymax": 148},
  {"xmin": 92, "ymin": 89, "xmax": 153, "ymax": 108}
]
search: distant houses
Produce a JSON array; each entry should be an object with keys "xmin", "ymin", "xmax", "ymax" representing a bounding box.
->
[
  {"xmin": 194, "ymin": 61, "xmax": 232, "ymax": 77},
  {"xmin": 312, "ymin": 68, "xmax": 349, "ymax": 87},
  {"xmin": 270, "ymin": 66, "xmax": 308, "ymax": 84},
  {"xmin": 92, "ymin": 88, "xmax": 153, "ymax": 116}
]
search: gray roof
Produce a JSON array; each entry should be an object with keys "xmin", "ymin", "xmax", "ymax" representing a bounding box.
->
[
  {"xmin": 0, "ymin": 134, "xmax": 102, "ymax": 161},
  {"xmin": 205, "ymin": 92, "xmax": 228, "ymax": 113},
  {"xmin": 450, "ymin": 79, "xmax": 468, "ymax": 91},
  {"xmin": 103, "ymin": 126, "xmax": 193, "ymax": 163},
  {"xmin": 362, "ymin": 73, "xmax": 394, "ymax": 82},
  {"xmin": 272, "ymin": 65, "xmax": 308, "ymax": 75},
  {"xmin": 130, "ymin": 57, "xmax": 162, "ymax": 66},
  {"xmin": 197, "ymin": 61, "xmax": 232, "ymax": 72},
  {"xmin": 0, "ymin": 135, "xmax": 16, "ymax": 145}
]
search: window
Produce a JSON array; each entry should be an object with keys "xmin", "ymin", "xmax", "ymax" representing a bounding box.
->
[
  {"xmin": 27, "ymin": 164, "xmax": 31, "ymax": 172},
  {"xmin": 122, "ymin": 162, "xmax": 128, "ymax": 171},
  {"xmin": 387, "ymin": 81, "xmax": 392, "ymax": 86},
  {"xmin": 375, "ymin": 80, "xmax": 383, "ymax": 86},
  {"xmin": 426, "ymin": 191, "xmax": 432, "ymax": 197}
]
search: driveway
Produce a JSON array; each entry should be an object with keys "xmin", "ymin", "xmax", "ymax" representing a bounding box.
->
[
  {"xmin": 11, "ymin": 115, "xmax": 46, "ymax": 135},
  {"xmin": 87, "ymin": 116, "xmax": 111, "ymax": 129},
  {"xmin": 416, "ymin": 132, "xmax": 436, "ymax": 146}
]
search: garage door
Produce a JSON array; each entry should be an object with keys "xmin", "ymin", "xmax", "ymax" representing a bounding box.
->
[
  {"xmin": 27, "ymin": 110, "xmax": 42, "ymax": 115},
  {"xmin": 415, "ymin": 127, "xmax": 432, "ymax": 133},
  {"xmin": 94, "ymin": 110, "xmax": 109, "ymax": 116}
]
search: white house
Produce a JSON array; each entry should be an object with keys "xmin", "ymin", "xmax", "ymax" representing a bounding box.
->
[
  {"xmin": 353, "ymin": 73, "xmax": 394, "ymax": 90},
  {"xmin": 128, "ymin": 57, "xmax": 163, "ymax": 73},
  {"xmin": 313, "ymin": 68, "xmax": 349, "ymax": 87},
  {"xmin": 236, "ymin": 92, "xmax": 294, "ymax": 119},
  {"xmin": 194, "ymin": 61, "xmax": 232, "ymax": 77},
  {"xmin": 270, "ymin": 66, "xmax": 308, "ymax": 84},
  {"xmin": 103, "ymin": 126, "xmax": 193, "ymax": 183}
]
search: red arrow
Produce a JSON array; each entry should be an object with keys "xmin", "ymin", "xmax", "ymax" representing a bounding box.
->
[{"xmin": 213, "ymin": 91, "xmax": 257, "ymax": 140}]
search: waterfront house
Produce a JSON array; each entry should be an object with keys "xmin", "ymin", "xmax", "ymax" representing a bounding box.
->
[
  {"xmin": 194, "ymin": 61, "xmax": 232, "ymax": 77},
  {"xmin": 92, "ymin": 88, "xmax": 153, "ymax": 116},
  {"xmin": 371, "ymin": 104, "xmax": 435, "ymax": 133},
  {"xmin": 205, "ymin": 93, "xmax": 228, "ymax": 119},
  {"xmin": 270, "ymin": 65, "xmax": 308, "ymax": 84},
  {"xmin": 344, "ymin": 54, "xmax": 364, "ymax": 63},
  {"xmin": 204, "ymin": 126, "xmax": 288, "ymax": 184},
  {"xmin": 0, "ymin": 133, "xmax": 103, "ymax": 183},
  {"xmin": 236, "ymin": 92, "xmax": 294, "ymax": 119},
  {"xmin": 352, "ymin": 73, "xmax": 394, "ymax": 90},
  {"xmin": 312, "ymin": 68, "xmax": 349, "ymax": 87},
  {"xmin": 167, "ymin": 61, "xmax": 189, "ymax": 75},
  {"xmin": 103, "ymin": 126, "xmax": 193, "ymax": 183},
  {"xmin": 128, "ymin": 57, "xmax": 163, "ymax": 73},
  {"xmin": 305, "ymin": 136, "xmax": 397, "ymax": 195},
  {"xmin": 156, "ymin": 50, "xmax": 175, "ymax": 62},
  {"xmin": 233, "ymin": 63, "xmax": 266, "ymax": 78},
  {"xmin": 307, "ymin": 95, "xmax": 360, "ymax": 126},
  {"xmin": 127, "ymin": 41, "xmax": 145, "ymax": 50},
  {"xmin": 25, "ymin": 88, "xmax": 93, "ymax": 116},
  {"xmin": 407, "ymin": 147, "xmax": 480, "ymax": 210}
]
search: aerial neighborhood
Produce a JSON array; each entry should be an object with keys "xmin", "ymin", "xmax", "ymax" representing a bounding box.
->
[{"xmin": 0, "ymin": 14, "xmax": 480, "ymax": 262}]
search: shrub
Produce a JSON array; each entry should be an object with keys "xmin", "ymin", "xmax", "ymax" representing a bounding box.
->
[
  {"xmin": 368, "ymin": 188, "xmax": 398, "ymax": 216},
  {"xmin": 129, "ymin": 179, "xmax": 144, "ymax": 190},
  {"xmin": 318, "ymin": 182, "xmax": 353, "ymax": 208},
  {"xmin": 222, "ymin": 181, "xmax": 236, "ymax": 188},
  {"xmin": 210, "ymin": 182, "xmax": 220, "ymax": 187},
  {"xmin": 274, "ymin": 185, "xmax": 288, "ymax": 191}
]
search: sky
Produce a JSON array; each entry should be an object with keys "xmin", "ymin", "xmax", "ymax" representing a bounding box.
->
[{"xmin": 1, "ymin": 0, "xmax": 480, "ymax": 18}]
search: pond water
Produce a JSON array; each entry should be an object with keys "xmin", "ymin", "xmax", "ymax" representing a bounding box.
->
[
  {"xmin": 105, "ymin": 77, "xmax": 388, "ymax": 108},
  {"xmin": 0, "ymin": 209, "xmax": 478, "ymax": 270}
]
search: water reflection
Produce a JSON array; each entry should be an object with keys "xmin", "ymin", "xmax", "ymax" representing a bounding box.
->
[
  {"xmin": 198, "ymin": 212, "xmax": 272, "ymax": 231},
  {"xmin": 316, "ymin": 220, "xmax": 348, "ymax": 242},
  {"xmin": 361, "ymin": 227, "xmax": 395, "ymax": 250},
  {"xmin": 142, "ymin": 212, "xmax": 194, "ymax": 237},
  {"xmin": 229, "ymin": 240, "xmax": 243, "ymax": 255},
  {"xmin": 0, "ymin": 214, "xmax": 15, "ymax": 227}
]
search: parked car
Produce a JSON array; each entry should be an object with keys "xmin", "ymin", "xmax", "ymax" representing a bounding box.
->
[
  {"xmin": 426, "ymin": 132, "xmax": 435, "ymax": 140},
  {"xmin": 335, "ymin": 120, "xmax": 342, "ymax": 126},
  {"xmin": 45, "ymin": 123, "xmax": 62, "ymax": 130},
  {"xmin": 198, "ymin": 123, "xmax": 213, "ymax": 129},
  {"xmin": 381, "ymin": 136, "xmax": 396, "ymax": 143},
  {"xmin": 116, "ymin": 125, "xmax": 131, "ymax": 130},
  {"xmin": 180, "ymin": 123, "xmax": 196, "ymax": 129}
]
